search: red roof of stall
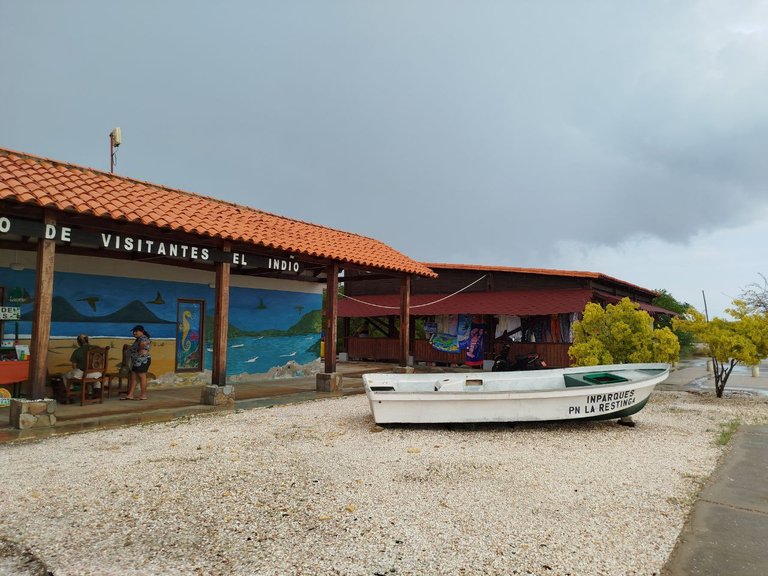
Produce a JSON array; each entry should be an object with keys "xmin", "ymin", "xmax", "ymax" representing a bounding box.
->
[{"xmin": 339, "ymin": 288, "xmax": 597, "ymax": 317}]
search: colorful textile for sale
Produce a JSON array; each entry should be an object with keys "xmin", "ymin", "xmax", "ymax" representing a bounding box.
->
[
  {"xmin": 430, "ymin": 314, "xmax": 473, "ymax": 352},
  {"xmin": 430, "ymin": 332, "xmax": 459, "ymax": 352},
  {"xmin": 457, "ymin": 314, "xmax": 472, "ymax": 350},
  {"xmin": 465, "ymin": 324, "xmax": 486, "ymax": 366}
]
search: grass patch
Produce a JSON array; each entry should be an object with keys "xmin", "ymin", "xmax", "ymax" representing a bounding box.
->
[
  {"xmin": 667, "ymin": 473, "xmax": 707, "ymax": 508},
  {"xmin": 716, "ymin": 418, "xmax": 741, "ymax": 446}
]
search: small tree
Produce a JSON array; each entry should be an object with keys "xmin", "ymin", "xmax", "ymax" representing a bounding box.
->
[
  {"xmin": 569, "ymin": 298, "xmax": 680, "ymax": 366},
  {"xmin": 673, "ymin": 301, "xmax": 768, "ymax": 397}
]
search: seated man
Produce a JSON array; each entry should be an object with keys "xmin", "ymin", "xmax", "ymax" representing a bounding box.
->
[{"xmin": 62, "ymin": 334, "xmax": 103, "ymax": 396}]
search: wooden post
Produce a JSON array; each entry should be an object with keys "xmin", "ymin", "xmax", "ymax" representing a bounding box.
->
[
  {"xmin": 484, "ymin": 315, "xmax": 493, "ymax": 357},
  {"xmin": 211, "ymin": 253, "xmax": 231, "ymax": 386},
  {"xmin": 28, "ymin": 214, "xmax": 56, "ymax": 399},
  {"xmin": 316, "ymin": 264, "xmax": 341, "ymax": 392},
  {"xmin": 399, "ymin": 275, "xmax": 411, "ymax": 367},
  {"xmin": 324, "ymin": 264, "xmax": 339, "ymax": 373}
]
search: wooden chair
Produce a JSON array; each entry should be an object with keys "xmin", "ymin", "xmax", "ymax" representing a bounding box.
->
[
  {"xmin": 64, "ymin": 346, "xmax": 110, "ymax": 406},
  {"xmin": 103, "ymin": 344, "xmax": 130, "ymax": 399}
]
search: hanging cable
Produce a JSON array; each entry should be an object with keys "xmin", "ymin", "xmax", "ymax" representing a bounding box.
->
[{"xmin": 340, "ymin": 274, "xmax": 488, "ymax": 310}]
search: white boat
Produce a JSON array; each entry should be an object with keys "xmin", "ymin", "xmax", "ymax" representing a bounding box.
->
[{"xmin": 363, "ymin": 363, "xmax": 669, "ymax": 424}]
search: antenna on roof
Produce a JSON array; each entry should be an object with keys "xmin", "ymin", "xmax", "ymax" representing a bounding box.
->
[{"xmin": 109, "ymin": 127, "xmax": 122, "ymax": 173}]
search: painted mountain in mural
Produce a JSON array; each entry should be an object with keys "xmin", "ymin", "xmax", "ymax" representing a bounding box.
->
[
  {"xmin": 21, "ymin": 297, "xmax": 174, "ymax": 324},
  {"xmin": 203, "ymin": 309, "xmax": 322, "ymax": 340}
]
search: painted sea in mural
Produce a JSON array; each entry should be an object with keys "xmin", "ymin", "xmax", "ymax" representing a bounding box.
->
[
  {"xmin": 205, "ymin": 334, "xmax": 321, "ymax": 375},
  {"xmin": 0, "ymin": 268, "xmax": 322, "ymax": 376}
]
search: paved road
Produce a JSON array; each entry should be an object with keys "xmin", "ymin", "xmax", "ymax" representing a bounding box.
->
[
  {"xmin": 662, "ymin": 424, "xmax": 768, "ymax": 576},
  {"xmin": 660, "ymin": 360, "xmax": 768, "ymax": 575}
]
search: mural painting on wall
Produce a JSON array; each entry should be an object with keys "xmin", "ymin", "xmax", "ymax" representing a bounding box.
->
[
  {"xmin": 176, "ymin": 299, "xmax": 204, "ymax": 372},
  {"xmin": 0, "ymin": 269, "xmax": 322, "ymax": 379}
]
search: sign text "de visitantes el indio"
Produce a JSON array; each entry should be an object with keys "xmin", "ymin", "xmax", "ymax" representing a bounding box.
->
[{"xmin": 0, "ymin": 216, "xmax": 302, "ymax": 273}]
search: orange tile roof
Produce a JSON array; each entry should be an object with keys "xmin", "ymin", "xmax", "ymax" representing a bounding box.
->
[
  {"xmin": 422, "ymin": 262, "xmax": 657, "ymax": 296},
  {"xmin": 0, "ymin": 148, "xmax": 435, "ymax": 277}
]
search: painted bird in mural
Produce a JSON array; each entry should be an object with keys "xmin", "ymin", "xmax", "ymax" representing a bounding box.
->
[
  {"xmin": 146, "ymin": 291, "xmax": 165, "ymax": 305},
  {"xmin": 76, "ymin": 296, "xmax": 100, "ymax": 311}
]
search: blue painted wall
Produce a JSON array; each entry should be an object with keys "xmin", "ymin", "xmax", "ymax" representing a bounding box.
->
[{"xmin": 0, "ymin": 268, "xmax": 322, "ymax": 377}]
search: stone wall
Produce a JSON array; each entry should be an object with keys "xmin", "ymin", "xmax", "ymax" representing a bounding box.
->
[
  {"xmin": 9, "ymin": 398, "xmax": 57, "ymax": 430},
  {"xmin": 200, "ymin": 385, "xmax": 235, "ymax": 406}
]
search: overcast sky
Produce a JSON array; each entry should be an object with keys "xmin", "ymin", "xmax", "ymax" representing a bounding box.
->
[{"xmin": 2, "ymin": 1, "xmax": 767, "ymax": 318}]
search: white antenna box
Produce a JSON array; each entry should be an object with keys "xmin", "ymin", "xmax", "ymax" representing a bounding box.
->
[{"xmin": 110, "ymin": 127, "xmax": 122, "ymax": 147}]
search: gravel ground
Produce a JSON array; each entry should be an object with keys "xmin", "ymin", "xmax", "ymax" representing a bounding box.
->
[{"xmin": 1, "ymin": 390, "xmax": 767, "ymax": 576}]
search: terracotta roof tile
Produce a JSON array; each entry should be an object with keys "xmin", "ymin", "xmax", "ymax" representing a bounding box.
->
[{"xmin": 0, "ymin": 148, "xmax": 435, "ymax": 278}]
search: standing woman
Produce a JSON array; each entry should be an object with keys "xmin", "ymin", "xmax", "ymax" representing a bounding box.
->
[{"xmin": 121, "ymin": 325, "xmax": 151, "ymax": 400}]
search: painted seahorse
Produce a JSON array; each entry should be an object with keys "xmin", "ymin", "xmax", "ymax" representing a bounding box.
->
[{"xmin": 181, "ymin": 310, "xmax": 193, "ymax": 352}]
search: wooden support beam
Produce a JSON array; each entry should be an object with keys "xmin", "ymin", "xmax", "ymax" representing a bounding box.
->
[
  {"xmin": 324, "ymin": 263, "xmax": 339, "ymax": 373},
  {"xmin": 28, "ymin": 214, "xmax": 56, "ymax": 399},
  {"xmin": 337, "ymin": 273, "xmax": 399, "ymax": 283},
  {"xmin": 211, "ymin": 253, "xmax": 231, "ymax": 386},
  {"xmin": 399, "ymin": 275, "xmax": 411, "ymax": 367},
  {"xmin": 484, "ymin": 315, "xmax": 493, "ymax": 356}
]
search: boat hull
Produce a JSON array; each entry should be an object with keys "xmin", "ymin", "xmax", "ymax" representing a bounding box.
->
[{"xmin": 364, "ymin": 363, "xmax": 669, "ymax": 424}]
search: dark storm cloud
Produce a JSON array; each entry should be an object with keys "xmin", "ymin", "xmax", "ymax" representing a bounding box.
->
[{"xmin": 1, "ymin": 0, "xmax": 767, "ymax": 269}]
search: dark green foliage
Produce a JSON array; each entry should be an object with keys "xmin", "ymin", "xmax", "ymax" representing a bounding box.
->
[{"xmin": 653, "ymin": 289, "xmax": 695, "ymax": 355}]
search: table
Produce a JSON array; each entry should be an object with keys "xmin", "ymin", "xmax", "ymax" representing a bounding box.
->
[{"xmin": 0, "ymin": 360, "xmax": 30, "ymax": 398}]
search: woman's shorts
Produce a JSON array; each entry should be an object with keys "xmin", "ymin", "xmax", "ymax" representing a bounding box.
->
[{"xmin": 132, "ymin": 359, "xmax": 152, "ymax": 373}]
